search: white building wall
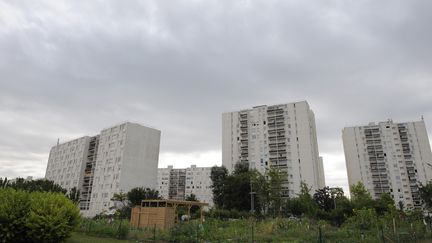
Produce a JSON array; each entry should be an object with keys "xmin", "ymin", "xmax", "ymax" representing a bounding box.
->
[
  {"xmin": 157, "ymin": 166, "xmax": 172, "ymax": 200},
  {"xmin": 222, "ymin": 101, "xmax": 325, "ymax": 197},
  {"xmin": 343, "ymin": 120, "xmax": 432, "ymax": 209},
  {"xmin": 185, "ymin": 165, "xmax": 213, "ymax": 207},
  {"xmin": 45, "ymin": 136, "xmax": 91, "ymax": 192},
  {"xmin": 222, "ymin": 112, "xmax": 239, "ymax": 172},
  {"xmin": 318, "ymin": 157, "xmax": 326, "ymax": 189},
  {"xmin": 88, "ymin": 122, "xmax": 160, "ymax": 216},
  {"xmin": 157, "ymin": 165, "xmax": 214, "ymax": 207},
  {"xmin": 45, "ymin": 122, "xmax": 161, "ymax": 218}
]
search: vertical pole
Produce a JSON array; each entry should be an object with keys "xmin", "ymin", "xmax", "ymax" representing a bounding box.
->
[
  {"xmin": 196, "ymin": 221, "xmax": 199, "ymax": 243},
  {"xmin": 153, "ymin": 224, "xmax": 156, "ymax": 242},
  {"xmin": 381, "ymin": 226, "xmax": 386, "ymax": 243},
  {"xmin": 428, "ymin": 211, "xmax": 432, "ymax": 235},
  {"xmin": 137, "ymin": 206, "xmax": 141, "ymax": 229},
  {"xmin": 250, "ymin": 180, "xmax": 255, "ymax": 214},
  {"xmin": 251, "ymin": 220, "xmax": 254, "ymax": 243},
  {"xmin": 318, "ymin": 226, "xmax": 323, "ymax": 243}
]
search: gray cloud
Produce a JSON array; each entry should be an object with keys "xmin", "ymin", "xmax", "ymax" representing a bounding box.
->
[{"xmin": 1, "ymin": 0, "xmax": 432, "ymax": 193}]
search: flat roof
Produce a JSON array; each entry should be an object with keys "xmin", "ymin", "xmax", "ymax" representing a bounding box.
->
[{"xmin": 141, "ymin": 199, "xmax": 209, "ymax": 206}]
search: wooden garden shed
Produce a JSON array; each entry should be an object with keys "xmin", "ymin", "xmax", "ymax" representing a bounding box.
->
[{"xmin": 130, "ymin": 199, "xmax": 208, "ymax": 230}]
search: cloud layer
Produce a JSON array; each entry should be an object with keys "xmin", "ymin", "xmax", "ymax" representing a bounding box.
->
[{"xmin": 1, "ymin": 0, "xmax": 432, "ymax": 194}]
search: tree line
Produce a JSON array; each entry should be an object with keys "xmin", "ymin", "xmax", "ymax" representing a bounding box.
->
[
  {"xmin": 0, "ymin": 177, "xmax": 81, "ymax": 203},
  {"xmin": 210, "ymin": 162, "xmax": 432, "ymax": 226}
]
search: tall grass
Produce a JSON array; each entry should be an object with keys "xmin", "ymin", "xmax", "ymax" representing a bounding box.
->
[{"xmin": 76, "ymin": 216, "xmax": 431, "ymax": 242}]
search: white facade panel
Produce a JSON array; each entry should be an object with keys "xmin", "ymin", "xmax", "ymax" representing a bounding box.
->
[
  {"xmin": 45, "ymin": 136, "xmax": 91, "ymax": 192},
  {"xmin": 343, "ymin": 119, "xmax": 432, "ymax": 209},
  {"xmin": 45, "ymin": 122, "xmax": 161, "ymax": 217},
  {"xmin": 157, "ymin": 165, "xmax": 214, "ymax": 207},
  {"xmin": 222, "ymin": 101, "xmax": 325, "ymax": 197},
  {"xmin": 88, "ymin": 122, "xmax": 160, "ymax": 216}
]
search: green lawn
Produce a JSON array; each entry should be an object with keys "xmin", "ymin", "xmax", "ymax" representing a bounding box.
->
[{"xmin": 66, "ymin": 233, "xmax": 133, "ymax": 243}]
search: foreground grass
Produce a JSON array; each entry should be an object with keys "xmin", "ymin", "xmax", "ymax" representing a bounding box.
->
[
  {"xmin": 66, "ymin": 232, "xmax": 133, "ymax": 243},
  {"xmin": 75, "ymin": 217, "xmax": 432, "ymax": 242}
]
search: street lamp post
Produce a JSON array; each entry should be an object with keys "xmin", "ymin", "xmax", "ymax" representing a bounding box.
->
[{"xmin": 250, "ymin": 180, "xmax": 256, "ymax": 213}]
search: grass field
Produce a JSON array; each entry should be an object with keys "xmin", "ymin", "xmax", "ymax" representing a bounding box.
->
[{"xmin": 66, "ymin": 233, "xmax": 133, "ymax": 243}]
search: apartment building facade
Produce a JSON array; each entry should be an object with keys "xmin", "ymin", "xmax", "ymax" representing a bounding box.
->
[
  {"xmin": 222, "ymin": 101, "xmax": 325, "ymax": 198},
  {"xmin": 157, "ymin": 165, "xmax": 213, "ymax": 207},
  {"xmin": 45, "ymin": 122, "xmax": 161, "ymax": 217},
  {"xmin": 343, "ymin": 119, "xmax": 432, "ymax": 209},
  {"xmin": 45, "ymin": 136, "xmax": 92, "ymax": 193}
]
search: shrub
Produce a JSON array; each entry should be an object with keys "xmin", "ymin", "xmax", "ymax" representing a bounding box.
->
[
  {"xmin": 0, "ymin": 188, "xmax": 80, "ymax": 243},
  {"xmin": 343, "ymin": 208, "xmax": 378, "ymax": 231},
  {"xmin": 0, "ymin": 189, "xmax": 30, "ymax": 243}
]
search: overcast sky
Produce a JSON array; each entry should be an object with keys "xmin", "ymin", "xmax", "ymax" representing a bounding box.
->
[{"xmin": 1, "ymin": 0, "xmax": 432, "ymax": 194}]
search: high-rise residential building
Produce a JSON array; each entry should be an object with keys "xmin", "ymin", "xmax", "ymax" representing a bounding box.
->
[
  {"xmin": 157, "ymin": 165, "xmax": 213, "ymax": 207},
  {"xmin": 45, "ymin": 136, "xmax": 92, "ymax": 193},
  {"xmin": 343, "ymin": 119, "xmax": 432, "ymax": 209},
  {"xmin": 222, "ymin": 101, "xmax": 325, "ymax": 198},
  {"xmin": 45, "ymin": 122, "xmax": 161, "ymax": 217}
]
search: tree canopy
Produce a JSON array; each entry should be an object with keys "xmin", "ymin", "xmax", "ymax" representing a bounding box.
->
[{"xmin": 127, "ymin": 187, "xmax": 161, "ymax": 206}]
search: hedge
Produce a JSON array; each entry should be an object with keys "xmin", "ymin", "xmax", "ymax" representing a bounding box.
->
[{"xmin": 0, "ymin": 188, "xmax": 81, "ymax": 243}]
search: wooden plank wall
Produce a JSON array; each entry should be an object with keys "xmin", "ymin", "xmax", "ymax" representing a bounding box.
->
[{"xmin": 130, "ymin": 206, "xmax": 176, "ymax": 230}]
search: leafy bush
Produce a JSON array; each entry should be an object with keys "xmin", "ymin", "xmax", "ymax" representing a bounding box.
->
[
  {"xmin": 0, "ymin": 189, "xmax": 30, "ymax": 243},
  {"xmin": 0, "ymin": 188, "xmax": 80, "ymax": 243},
  {"xmin": 116, "ymin": 221, "xmax": 129, "ymax": 239},
  {"xmin": 170, "ymin": 222, "xmax": 199, "ymax": 242},
  {"xmin": 343, "ymin": 208, "xmax": 378, "ymax": 230}
]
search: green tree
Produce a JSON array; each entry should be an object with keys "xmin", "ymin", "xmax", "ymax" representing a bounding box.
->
[
  {"xmin": 110, "ymin": 191, "xmax": 129, "ymax": 219},
  {"xmin": 296, "ymin": 181, "xmax": 318, "ymax": 218},
  {"xmin": 185, "ymin": 193, "xmax": 198, "ymax": 201},
  {"xmin": 286, "ymin": 197, "xmax": 308, "ymax": 217},
  {"xmin": 9, "ymin": 178, "xmax": 66, "ymax": 194},
  {"xmin": 350, "ymin": 182, "xmax": 374, "ymax": 210},
  {"xmin": 250, "ymin": 167, "xmax": 287, "ymax": 216},
  {"xmin": 67, "ymin": 187, "xmax": 80, "ymax": 204},
  {"xmin": 419, "ymin": 182, "xmax": 432, "ymax": 211},
  {"xmin": 313, "ymin": 187, "xmax": 334, "ymax": 212},
  {"xmin": 185, "ymin": 194, "xmax": 200, "ymax": 215},
  {"xmin": 267, "ymin": 167, "xmax": 286, "ymax": 216},
  {"xmin": 210, "ymin": 166, "xmax": 228, "ymax": 208},
  {"xmin": 310, "ymin": 187, "xmax": 353, "ymax": 226},
  {"xmin": 233, "ymin": 161, "xmax": 249, "ymax": 174},
  {"xmin": 374, "ymin": 193, "xmax": 395, "ymax": 215},
  {"xmin": 0, "ymin": 177, "xmax": 8, "ymax": 188},
  {"xmin": 127, "ymin": 187, "xmax": 160, "ymax": 206},
  {"xmin": 343, "ymin": 208, "xmax": 378, "ymax": 230},
  {"xmin": 330, "ymin": 195, "xmax": 353, "ymax": 226},
  {"xmin": 223, "ymin": 171, "xmax": 251, "ymax": 211},
  {"xmin": 251, "ymin": 171, "xmax": 269, "ymax": 214}
]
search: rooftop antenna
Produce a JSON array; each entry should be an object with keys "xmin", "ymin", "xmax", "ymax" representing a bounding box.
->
[
  {"xmin": 422, "ymin": 115, "xmax": 424, "ymax": 121},
  {"xmin": 57, "ymin": 138, "xmax": 60, "ymax": 146}
]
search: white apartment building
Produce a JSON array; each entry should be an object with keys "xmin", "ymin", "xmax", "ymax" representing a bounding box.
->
[
  {"xmin": 343, "ymin": 119, "xmax": 432, "ymax": 209},
  {"xmin": 222, "ymin": 101, "xmax": 325, "ymax": 198},
  {"xmin": 157, "ymin": 165, "xmax": 213, "ymax": 207},
  {"xmin": 45, "ymin": 136, "xmax": 91, "ymax": 192},
  {"xmin": 45, "ymin": 122, "xmax": 161, "ymax": 217}
]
